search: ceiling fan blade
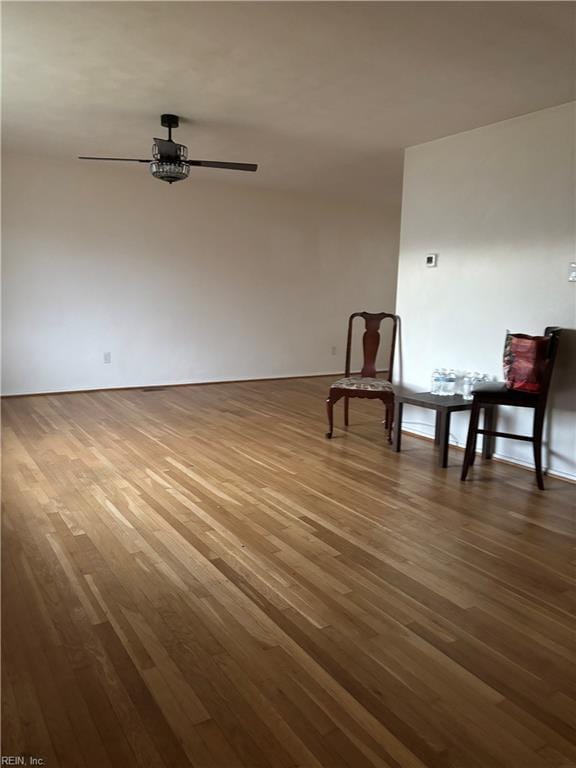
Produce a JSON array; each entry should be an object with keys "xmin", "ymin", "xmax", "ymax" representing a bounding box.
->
[
  {"xmin": 78, "ymin": 156, "xmax": 150, "ymax": 163},
  {"xmin": 187, "ymin": 160, "xmax": 258, "ymax": 172}
]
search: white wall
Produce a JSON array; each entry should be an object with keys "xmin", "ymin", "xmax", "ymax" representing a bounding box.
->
[
  {"xmin": 2, "ymin": 154, "xmax": 400, "ymax": 395},
  {"xmin": 396, "ymin": 103, "xmax": 576, "ymax": 480}
]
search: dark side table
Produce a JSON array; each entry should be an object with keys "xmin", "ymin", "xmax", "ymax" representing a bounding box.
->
[{"xmin": 393, "ymin": 392, "xmax": 495, "ymax": 468}]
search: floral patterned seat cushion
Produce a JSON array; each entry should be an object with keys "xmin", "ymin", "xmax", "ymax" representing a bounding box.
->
[{"xmin": 331, "ymin": 376, "xmax": 394, "ymax": 392}]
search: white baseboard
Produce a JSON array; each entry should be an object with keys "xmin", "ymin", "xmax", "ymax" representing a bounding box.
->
[{"xmin": 1, "ymin": 370, "xmax": 342, "ymax": 398}]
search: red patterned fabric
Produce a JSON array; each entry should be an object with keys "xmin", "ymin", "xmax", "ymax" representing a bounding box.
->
[{"xmin": 503, "ymin": 333, "xmax": 550, "ymax": 393}]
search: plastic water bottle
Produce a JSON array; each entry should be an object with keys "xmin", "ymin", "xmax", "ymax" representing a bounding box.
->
[
  {"xmin": 431, "ymin": 369, "xmax": 441, "ymax": 394},
  {"xmin": 445, "ymin": 369, "xmax": 457, "ymax": 396},
  {"xmin": 453, "ymin": 371, "xmax": 462, "ymax": 395},
  {"xmin": 436, "ymin": 368, "xmax": 446, "ymax": 395},
  {"xmin": 455, "ymin": 370, "xmax": 467, "ymax": 396},
  {"xmin": 470, "ymin": 372, "xmax": 484, "ymax": 392},
  {"xmin": 462, "ymin": 373, "xmax": 473, "ymax": 400}
]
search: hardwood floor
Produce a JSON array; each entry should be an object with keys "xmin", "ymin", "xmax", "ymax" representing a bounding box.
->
[{"xmin": 2, "ymin": 376, "xmax": 575, "ymax": 768}]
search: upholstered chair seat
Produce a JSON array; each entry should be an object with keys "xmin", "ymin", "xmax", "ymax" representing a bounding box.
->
[{"xmin": 331, "ymin": 376, "xmax": 395, "ymax": 392}]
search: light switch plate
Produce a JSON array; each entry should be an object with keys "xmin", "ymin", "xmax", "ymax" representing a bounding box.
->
[{"xmin": 426, "ymin": 253, "xmax": 438, "ymax": 268}]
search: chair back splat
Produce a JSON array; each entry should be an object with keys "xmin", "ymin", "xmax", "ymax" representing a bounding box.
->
[{"xmin": 345, "ymin": 312, "xmax": 399, "ymax": 381}]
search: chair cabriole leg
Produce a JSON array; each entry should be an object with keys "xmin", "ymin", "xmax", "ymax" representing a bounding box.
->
[
  {"xmin": 326, "ymin": 397, "xmax": 335, "ymax": 439},
  {"xmin": 393, "ymin": 400, "xmax": 403, "ymax": 452}
]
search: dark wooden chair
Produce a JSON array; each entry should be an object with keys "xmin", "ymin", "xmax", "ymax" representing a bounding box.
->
[
  {"xmin": 461, "ymin": 327, "xmax": 562, "ymax": 490},
  {"xmin": 326, "ymin": 311, "xmax": 399, "ymax": 442}
]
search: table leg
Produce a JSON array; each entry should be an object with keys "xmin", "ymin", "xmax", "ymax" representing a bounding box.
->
[
  {"xmin": 434, "ymin": 413, "xmax": 442, "ymax": 444},
  {"xmin": 483, "ymin": 405, "xmax": 496, "ymax": 459},
  {"xmin": 438, "ymin": 410, "xmax": 451, "ymax": 468},
  {"xmin": 393, "ymin": 401, "xmax": 403, "ymax": 452}
]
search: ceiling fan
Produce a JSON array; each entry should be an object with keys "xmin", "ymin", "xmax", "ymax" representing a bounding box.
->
[{"xmin": 78, "ymin": 114, "xmax": 258, "ymax": 184}]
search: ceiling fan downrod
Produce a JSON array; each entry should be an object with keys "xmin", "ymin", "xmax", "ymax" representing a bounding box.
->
[{"xmin": 160, "ymin": 113, "xmax": 179, "ymax": 142}]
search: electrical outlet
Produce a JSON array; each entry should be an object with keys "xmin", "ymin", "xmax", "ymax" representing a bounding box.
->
[
  {"xmin": 331, "ymin": 346, "xmax": 337, "ymax": 356},
  {"xmin": 569, "ymin": 262, "xmax": 576, "ymax": 282},
  {"xmin": 103, "ymin": 352, "xmax": 111, "ymax": 364}
]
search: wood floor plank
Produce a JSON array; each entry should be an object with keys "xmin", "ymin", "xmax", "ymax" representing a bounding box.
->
[{"xmin": 2, "ymin": 376, "xmax": 576, "ymax": 767}]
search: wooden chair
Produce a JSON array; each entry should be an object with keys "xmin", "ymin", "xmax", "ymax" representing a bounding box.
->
[
  {"xmin": 326, "ymin": 311, "xmax": 399, "ymax": 442},
  {"xmin": 460, "ymin": 327, "xmax": 561, "ymax": 490}
]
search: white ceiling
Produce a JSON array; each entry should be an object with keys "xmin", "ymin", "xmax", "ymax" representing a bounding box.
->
[{"xmin": 3, "ymin": 2, "xmax": 574, "ymax": 205}]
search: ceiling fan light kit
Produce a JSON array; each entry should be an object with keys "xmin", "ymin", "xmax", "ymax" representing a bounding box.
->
[
  {"xmin": 79, "ymin": 114, "xmax": 258, "ymax": 184},
  {"xmin": 150, "ymin": 160, "xmax": 190, "ymax": 183}
]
